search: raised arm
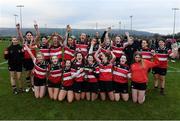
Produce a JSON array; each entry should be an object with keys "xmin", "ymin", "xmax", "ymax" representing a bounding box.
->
[
  {"xmin": 34, "ymin": 22, "xmax": 40, "ymax": 45},
  {"xmin": 16, "ymin": 23, "xmax": 24, "ymax": 43},
  {"xmin": 94, "ymin": 45, "xmax": 102, "ymax": 63},
  {"xmin": 71, "ymin": 68, "xmax": 84, "ymax": 78},
  {"xmin": 88, "ymin": 40, "xmax": 96, "ymax": 54},
  {"xmin": 101, "ymin": 31, "xmax": 107, "ymax": 44},
  {"xmin": 56, "ymin": 32, "xmax": 63, "ymax": 46},
  {"xmin": 125, "ymin": 32, "xmax": 130, "ymax": 43},
  {"xmin": 110, "ymin": 51, "xmax": 116, "ymax": 64},
  {"xmin": 100, "ymin": 27, "xmax": 111, "ymax": 44},
  {"xmin": 64, "ymin": 25, "xmax": 72, "ymax": 46},
  {"xmin": 146, "ymin": 51, "xmax": 159, "ymax": 68},
  {"xmin": 105, "ymin": 27, "xmax": 111, "ymax": 39}
]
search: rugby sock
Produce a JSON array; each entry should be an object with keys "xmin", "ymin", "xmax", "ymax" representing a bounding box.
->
[
  {"xmin": 12, "ymin": 85, "xmax": 18, "ymax": 94},
  {"xmin": 26, "ymin": 77, "xmax": 30, "ymax": 81},
  {"xmin": 19, "ymin": 88, "xmax": 23, "ymax": 92},
  {"xmin": 142, "ymin": 95, "xmax": 146, "ymax": 102},
  {"xmin": 160, "ymin": 88, "xmax": 165, "ymax": 95},
  {"xmin": 154, "ymin": 86, "xmax": 158, "ymax": 89},
  {"xmin": 12, "ymin": 85, "xmax": 17, "ymax": 90},
  {"xmin": 26, "ymin": 77, "xmax": 31, "ymax": 87}
]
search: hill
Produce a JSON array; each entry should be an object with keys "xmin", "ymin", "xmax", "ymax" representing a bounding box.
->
[{"xmin": 0, "ymin": 28, "xmax": 154, "ymax": 37}]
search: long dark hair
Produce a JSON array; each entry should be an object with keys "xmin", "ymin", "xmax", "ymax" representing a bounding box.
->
[
  {"xmin": 25, "ymin": 31, "xmax": 33, "ymax": 36},
  {"xmin": 74, "ymin": 52, "xmax": 85, "ymax": 64},
  {"xmin": 86, "ymin": 54, "xmax": 95, "ymax": 64}
]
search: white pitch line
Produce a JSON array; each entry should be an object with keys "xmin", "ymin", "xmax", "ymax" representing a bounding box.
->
[
  {"xmin": 0, "ymin": 68, "xmax": 179, "ymax": 73},
  {"xmin": 0, "ymin": 67, "xmax": 7, "ymax": 69},
  {"xmin": 0, "ymin": 61, "xmax": 7, "ymax": 66},
  {"xmin": 168, "ymin": 66, "xmax": 180, "ymax": 71},
  {"xmin": 167, "ymin": 70, "xmax": 180, "ymax": 73}
]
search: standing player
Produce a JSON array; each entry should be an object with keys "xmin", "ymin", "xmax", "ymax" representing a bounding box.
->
[
  {"xmin": 152, "ymin": 39, "xmax": 177, "ymax": 95},
  {"xmin": 16, "ymin": 23, "xmax": 40, "ymax": 92},
  {"xmin": 4, "ymin": 37, "xmax": 24, "ymax": 94}
]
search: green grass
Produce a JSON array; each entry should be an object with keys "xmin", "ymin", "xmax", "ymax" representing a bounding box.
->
[{"xmin": 0, "ymin": 41, "xmax": 180, "ymax": 120}]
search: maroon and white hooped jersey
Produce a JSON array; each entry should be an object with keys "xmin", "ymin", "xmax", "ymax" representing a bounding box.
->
[
  {"xmin": 99, "ymin": 64, "xmax": 113, "ymax": 82},
  {"xmin": 84, "ymin": 64, "xmax": 99, "ymax": 83},
  {"xmin": 75, "ymin": 69, "xmax": 85, "ymax": 82},
  {"xmin": 38, "ymin": 44, "xmax": 50, "ymax": 60},
  {"xmin": 112, "ymin": 45, "xmax": 124, "ymax": 58},
  {"xmin": 32, "ymin": 59, "xmax": 48, "ymax": 79},
  {"xmin": 40, "ymin": 48, "xmax": 49, "ymax": 60},
  {"xmin": 23, "ymin": 44, "xmax": 36, "ymax": 59},
  {"xmin": 155, "ymin": 47, "xmax": 172, "ymax": 68},
  {"xmin": 100, "ymin": 47, "xmax": 110, "ymax": 54},
  {"xmin": 140, "ymin": 48, "xmax": 152, "ymax": 61},
  {"xmin": 76, "ymin": 44, "xmax": 88, "ymax": 56},
  {"xmin": 48, "ymin": 64, "xmax": 62, "ymax": 84},
  {"xmin": 49, "ymin": 45, "xmax": 62, "ymax": 60},
  {"xmin": 64, "ymin": 46, "xmax": 75, "ymax": 61},
  {"xmin": 62, "ymin": 68, "xmax": 76, "ymax": 86},
  {"xmin": 113, "ymin": 64, "xmax": 130, "ymax": 83},
  {"xmin": 72, "ymin": 61, "xmax": 85, "ymax": 82}
]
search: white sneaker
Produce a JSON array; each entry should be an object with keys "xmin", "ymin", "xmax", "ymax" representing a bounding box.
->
[
  {"xmin": 31, "ymin": 87, "xmax": 34, "ymax": 92},
  {"xmin": 171, "ymin": 60, "xmax": 176, "ymax": 63},
  {"xmin": 142, "ymin": 95, "xmax": 146, "ymax": 102},
  {"xmin": 25, "ymin": 87, "xmax": 31, "ymax": 93}
]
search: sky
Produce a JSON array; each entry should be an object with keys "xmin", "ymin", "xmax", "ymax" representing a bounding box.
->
[{"xmin": 0, "ymin": 0, "xmax": 180, "ymax": 35}]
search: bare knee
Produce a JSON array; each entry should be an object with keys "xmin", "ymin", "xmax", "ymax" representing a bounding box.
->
[
  {"xmin": 108, "ymin": 92, "xmax": 114, "ymax": 101},
  {"xmin": 138, "ymin": 99, "xmax": 144, "ymax": 104},
  {"xmin": 67, "ymin": 98, "xmax": 73, "ymax": 103},
  {"xmin": 122, "ymin": 96, "xmax": 129, "ymax": 102}
]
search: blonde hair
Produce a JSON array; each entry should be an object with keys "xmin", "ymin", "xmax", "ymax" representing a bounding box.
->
[
  {"xmin": 134, "ymin": 52, "xmax": 145, "ymax": 68},
  {"xmin": 50, "ymin": 55, "xmax": 58, "ymax": 60},
  {"xmin": 36, "ymin": 52, "xmax": 44, "ymax": 58}
]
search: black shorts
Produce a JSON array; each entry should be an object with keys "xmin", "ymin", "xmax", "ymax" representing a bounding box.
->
[
  {"xmin": 152, "ymin": 67, "xmax": 167, "ymax": 76},
  {"xmin": 34, "ymin": 76, "xmax": 46, "ymax": 86},
  {"xmin": 73, "ymin": 81, "xmax": 85, "ymax": 93},
  {"xmin": 45, "ymin": 59, "xmax": 50, "ymax": 63},
  {"xmin": 85, "ymin": 82, "xmax": 99, "ymax": 93},
  {"xmin": 47, "ymin": 80, "xmax": 61, "ymax": 88},
  {"xmin": 61, "ymin": 85, "xmax": 73, "ymax": 91},
  {"xmin": 115, "ymin": 57, "xmax": 120, "ymax": 63},
  {"xmin": 131, "ymin": 81, "xmax": 147, "ymax": 90},
  {"xmin": 8, "ymin": 64, "xmax": 22, "ymax": 72},
  {"xmin": 23, "ymin": 59, "xmax": 34, "ymax": 71},
  {"xmin": 113, "ymin": 82, "xmax": 128, "ymax": 93},
  {"xmin": 99, "ymin": 81, "xmax": 114, "ymax": 92}
]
